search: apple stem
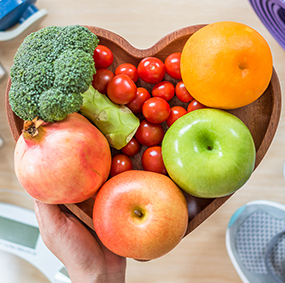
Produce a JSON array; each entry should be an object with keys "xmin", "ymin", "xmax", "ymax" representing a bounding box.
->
[{"xmin": 134, "ymin": 209, "xmax": 143, "ymax": 218}]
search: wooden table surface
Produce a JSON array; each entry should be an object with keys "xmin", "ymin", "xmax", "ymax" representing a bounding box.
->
[{"xmin": 0, "ymin": 0, "xmax": 284, "ymax": 282}]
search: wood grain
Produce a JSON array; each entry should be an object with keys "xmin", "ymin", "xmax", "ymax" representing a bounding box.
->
[{"xmin": 5, "ymin": 25, "xmax": 282, "ymax": 237}]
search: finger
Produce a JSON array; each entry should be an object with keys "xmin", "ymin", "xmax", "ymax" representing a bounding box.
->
[{"xmin": 33, "ymin": 199, "xmax": 64, "ymax": 229}]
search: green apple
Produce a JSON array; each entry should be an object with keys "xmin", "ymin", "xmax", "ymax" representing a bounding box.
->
[{"xmin": 162, "ymin": 109, "xmax": 256, "ymax": 198}]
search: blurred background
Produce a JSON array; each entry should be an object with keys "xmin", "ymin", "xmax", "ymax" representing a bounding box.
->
[{"xmin": 0, "ymin": 0, "xmax": 284, "ymax": 282}]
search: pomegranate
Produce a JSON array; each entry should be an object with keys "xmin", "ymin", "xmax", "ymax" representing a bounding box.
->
[{"xmin": 14, "ymin": 113, "xmax": 112, "ymax": 204}]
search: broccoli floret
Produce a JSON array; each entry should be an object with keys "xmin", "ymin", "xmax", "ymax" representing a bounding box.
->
[
  {"xmin": 39, "ymin": 88, "xmax": 83, "ymax": 122},
  {"xmin": 53, "ymin": 49, "xmax": 95, "ymax": 94},
  {"xmin": 9, "ymin": 82, "xmax": 40, "ymax": 121},
  {"xmin": 9, "ymin": 25, "xmax": 99, "ymax": 122}
]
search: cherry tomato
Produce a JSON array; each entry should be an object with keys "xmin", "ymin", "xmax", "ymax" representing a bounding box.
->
[
  {"xmin": 92, "ymin": 69, "xmax": 114, "ymax": 94},
  {"xmin": 93, "ymin": 45, "xmax": 114, "ymax": 69},
  {"xmin": 115, "ymin": 63, "xmax": 139, "ymax": 83},
  {"xmin": 107, "ymin": 74, "xmax": 137, "ymax": 104},
  {"xmin": 187, "ymin": 99, "xmax": 208, "ymax": 112},
  {"xmin": 152, "ymin": 81, "xmax": 175, "ymax": 101},
  {"xmin": 121, "ymin": 137, "xmax": 140, "ymax": 157},
  {"xmin": 137, "ymin": 57, "xmax": 165, "ymax": 84},
  {"xmin": 110, "ymin": 154, "xmax": 133, "ymax": 177},
  {"xmin": 142, "ymin": 97, "xmax": 170, "ymax": 124},
  {"xmin": 175, "ymin": 81, "xmax": 194, "ymax": 103},
  {"xmin": 166, "ymin": 106, "xmax": 187, "ymax": 127},
  {"xmin": 164, "ymin": 52, "xmax": 182, "ymax": 80},
  {"xmin": 126, "ymin": 87, "xmax": 151, "ymax": 114},
  {"xmin": 142, "ymin": 146, "xmax": 167, "ymax": 175},
  {"xmin": 135, "ymin": 120, "xmax": 164, "ymax": 147}
]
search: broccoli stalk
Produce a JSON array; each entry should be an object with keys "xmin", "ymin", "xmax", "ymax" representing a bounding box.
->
[
  {"xmin": 8, "ymin": 25, "xmax": 140, "ymax": 149},
  {"xmin": 80, "ymin": 86, "xmax": 140, "ymax": 150}
]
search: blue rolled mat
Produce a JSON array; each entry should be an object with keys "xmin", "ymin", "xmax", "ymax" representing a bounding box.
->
[{"xmin": 249, "ymin": 0, "xmax": 285, "ymax": 49}]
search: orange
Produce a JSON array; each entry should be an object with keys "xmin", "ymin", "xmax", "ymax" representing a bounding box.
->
[{"xmin": 180, "ymin": 21, "xmax": 273, "ymax": 109}]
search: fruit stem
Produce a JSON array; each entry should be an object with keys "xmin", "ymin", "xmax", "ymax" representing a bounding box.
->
[
  {"xmin": 134, "ymin": 209, "xmax": 143, "ymax": 218},
  {"xmin": 23, "ymin": 117, "xmax": 44, "ymax": 138},
  {"xmin": 22, "ymin": 117, "xmax": 45, "ymax": 146}
]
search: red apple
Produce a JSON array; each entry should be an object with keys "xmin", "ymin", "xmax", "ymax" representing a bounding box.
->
[{"xmin": 93, "ymin": 170, "xmax": 189, "ymax": 260}]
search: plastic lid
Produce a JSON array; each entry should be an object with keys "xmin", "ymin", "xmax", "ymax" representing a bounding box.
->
[{"xmin": 0, "ymin": 0, "xmax": 37, "ymax": 31}]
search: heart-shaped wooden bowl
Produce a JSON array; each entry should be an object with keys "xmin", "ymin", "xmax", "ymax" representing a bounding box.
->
[{"xmin": 5, "ymin": 25, "xmax": 282, "ymax": 236}]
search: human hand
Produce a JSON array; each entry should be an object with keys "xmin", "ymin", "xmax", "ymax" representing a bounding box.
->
[{"xmin": 34, "ymin": 200, "xmax": 126, "ymax": 283}]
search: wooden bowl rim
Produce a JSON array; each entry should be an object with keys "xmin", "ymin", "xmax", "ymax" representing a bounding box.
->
[{"xmin": 84, "ymin": 24, "xmax": 207, "ymax": 57}]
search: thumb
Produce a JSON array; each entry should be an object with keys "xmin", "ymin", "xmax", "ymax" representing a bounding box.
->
[{"xmin": 33, "ymin": 199, "xmax": 66, "ymax": 234}]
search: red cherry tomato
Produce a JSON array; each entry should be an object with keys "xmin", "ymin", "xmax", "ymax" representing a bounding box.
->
[
  {"xmin": 126, "ymin": 87, "xmax": 151, "ymax": 114},
  {"xmin": 142, "ymin": 146, "xmax": 167, "ymax": 175},
  {"xmin": 110, "ymin": 154, "xmax": 133, "ymax": 177},
  {"xmin": 115, "ymin": 63, "xmax": 139, "ymax": 83},
  {"xmin": 164, "ymin": 52, "xmax": 182, "ymax": 80},
  {"xmin": 175, "ymin": 81, "xmax": 194, "ymax": 103},
  {"xmin": 92, "ymin": 69, "xmax": 114, "ymax": 94},
  {"xmin": 142, "ymin": 97, "xmax": 170, "ymax": 124},
  {"xmin": 137, "ymin": 57, "xmax": 165, "ymax": 84},
  {"xmin": 135, "ymin": 120, "xmax": 164, "ymax": 147},
  {"xmin": 93, "ymin": 45, "xmax": 114, "ymax": 69},
  {"xmin": 187, "ymin": 99, "xmax": 208, "ymax": 112},
  {"xmin": 166, "ymin": 106, "xmax": 187, "ymax": 127},
  {"xmin": 107, "ymin": 74, "xmax": 137, "ymax": 104},
  {"xmin": 152, "ymin": 81, "xmax": 175, "ymax": 101},
  {"xmin": 121, "ymin": 137, "xmax": 140, "ymax": 157}
]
